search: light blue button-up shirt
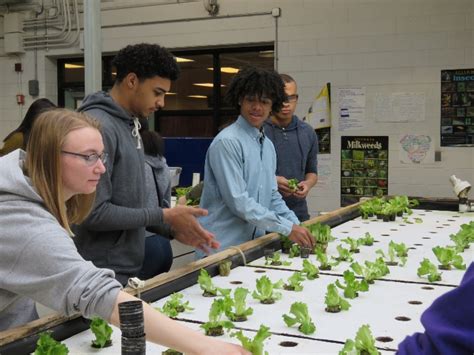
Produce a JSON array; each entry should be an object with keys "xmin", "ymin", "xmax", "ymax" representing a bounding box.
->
[{"xmin": 198, "ymin": 116, "xmax": 300, "ymax": 256}]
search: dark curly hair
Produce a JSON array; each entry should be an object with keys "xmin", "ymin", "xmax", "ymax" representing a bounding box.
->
[
  {"xmin": 112, "ymin": 43, "xmax": 180, "ymax": 82},
  {"xmin": 225, "ymin": 66, "xmax": 286, "ymax": 113}
]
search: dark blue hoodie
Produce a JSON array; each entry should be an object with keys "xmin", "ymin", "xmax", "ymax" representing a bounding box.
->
[{"xmin": 264, "ymin": 115, "xmax": 318, "ymax": 221}]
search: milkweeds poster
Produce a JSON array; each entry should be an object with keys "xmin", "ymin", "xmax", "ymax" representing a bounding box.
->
[{"xmin": 341, "ymin": 136, "xmax": 389, "ymax": 206}]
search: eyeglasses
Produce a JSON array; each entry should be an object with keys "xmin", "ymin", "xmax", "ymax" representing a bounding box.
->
[
  {"xmin": 61, "ymin": 150, "xmax": 108, "ymax": 166},
  {"xmin": 284, "ymin": 94, "xmax": 299, "ymax": 103}
]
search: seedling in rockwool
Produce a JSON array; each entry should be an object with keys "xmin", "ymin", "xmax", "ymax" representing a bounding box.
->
[
  {"xmin": 341, "ymin": 237, "xmax": 361, "ymax": 253},
  {"xmin": 156, "ymin": 292, "xmax": 194, "ymax": 317},
  {"xmin": 90, "ymin": 317, "xmax": 113, "ymax": 348},
  {"xmin": 198, "ymin": 269, "xmax": 231, "ymax": 297},
  {"xmin": 283, "ymin": 272, "xmax": 305, "ymax": 291},
  {"xmin": 34, "ymin": 332, "xmax": 69, "ymax": 355},
  {"xmin": 289, "ymin": 243, "xmax": 301, "ymax": 258},
  {"xmin": 316, "ymin": 249, "xmax": 339, "ymax": 270},
  {"xmin": 339, "ymin": 324, "xmax": 379, "ymax": 355},
  {"xmin": 432, "ymin": 246, "xmax": 466, "ymax": 270},
  {"xmin": 302, "ymin": 259, "xmax": 320, "ymax": 280},
  {"xmin": 333, "ymin": 245, "xmax": 354, "ymax": 262},
  {"xmin": 417, "ymin": 258, "xmax": 442, "ymax": 282},
  {"xmin": 325, "ymin": 283, "xmax": 351, "ymax": 313},
  {"xmin": 200, "ymin": 298, "xmax": 234, "ymax": 336},
  {"xmin": 288, "ymin": 178, "xmax": 299, "ymax": 192},
  {"xmin": 223, "ymin": 287, "xmax": 253, "ymax": 322},
  {"xmin": 252, "ymin": 275, "xmax": 283, "ymax": 304},
  {"xmin": 358, "ymin": 232, "xmax": 375, "ymax": 246},
  {"xmin": 264, "ymin": 251, "xmax": 291, "ymax": 266},
  {"xmin": 283, "ymin": 302, "xmax": 316, "ymax": 335},
  {"xmin": 335, "ymin": 270, "xmax": 369, "ymax": 299},
  {"xmin": 232, "ymin": 324, "xmax": 271, "ymax": 355}
]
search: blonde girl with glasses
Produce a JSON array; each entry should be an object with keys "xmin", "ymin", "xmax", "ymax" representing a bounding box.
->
[{"xmin": 0, "ymin": 108, "xmax": 249, "ymax": 355}]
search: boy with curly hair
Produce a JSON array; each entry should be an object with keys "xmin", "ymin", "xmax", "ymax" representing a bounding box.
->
[{"xmin": 198, "ymin": 66, "xmax": 314, "ymax": 256}]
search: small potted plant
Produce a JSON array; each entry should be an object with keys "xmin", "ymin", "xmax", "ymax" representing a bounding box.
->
[
  {"xmin": 223, "ymin": 287, "xmax": 253, "ymax": 322},
  {"xmin": 200, "ymin": 299, "xmax": 234, "ymax": 336},
  {"xmin": 282, "ymin": 302, "xmax": 316, "ymax": 335},
  {"xmin": 324, "ymin": 284, "xmax": 351, "ymax": 313},
  {"xmin": 90, "ymin": 317, "xmax": 113, "ymax": 348},
  {"xmin": 252, "ymin": 275, "xmax": 283, "ymax": 304}
]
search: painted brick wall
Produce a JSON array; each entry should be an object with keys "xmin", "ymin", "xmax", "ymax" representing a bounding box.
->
[{"xmin": 0, "ymin": 0, "xmax": 473, "ymax": 215}]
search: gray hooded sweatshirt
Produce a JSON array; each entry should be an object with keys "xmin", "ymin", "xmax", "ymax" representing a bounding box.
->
[
  {"xmin": 0, "ymin": 150, "xmax": 121, "ymax": 331},
  {"xmin": 73, "ymin": 92, "xmax": 170, "ymax": 285}
]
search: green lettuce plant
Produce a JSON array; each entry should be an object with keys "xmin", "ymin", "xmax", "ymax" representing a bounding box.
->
[
  {"xmin": 264, "ymin": 251, "xmax": 291, "ymax": 266},
  {"xmin": 282, "ymin": 302, "xmax": 316, "ymax": 335},
  {"xmin": 252, "ymin": 275, "xmax": 283, "ymax": 304},
  {"xmin": 90, "ymin": 317, "xmax": 113, "ymax": 348},
  {"xmin": 156, "ymin": 292, "xmax": 194, "ymax": 317},
  {"xmin": 335, "ymin": 270, "xmax": 369, "ymax": 299},
  {"xmin": 325, "ymin": 283, "xmax": 351, "ymax": 313},
  {"xmin": 289, "ymin": 244, "xmax": 301, "ymax": 258},
  {"xmin": 417, "ymin": 258, "xmax": 442, "ymax": 282},
  {"xmin": 288, "ymin": 178, "xmax": 299, "ymax": 192},
  {"xmin": 200, "ymin": 298, "xmax": 234, "ymax": 336},
  {"xmin": 333, "ymin": 245, "xmax": 354, "ymax": 262},
  {"xmin": 302, "ymin": 259, "xmax": 320, "ymax": 280},
  {"xmin": 223, "ymin": 287, "xmax": 253, "ymax": 322},
  {"xmin": 341, "ymin": 237, "xmax": 361, "ymax": 253},
  {"xmin": 231, "ymin": 324, "xmax": 271, "ymax": 355},
  {"xmin": 432, "ymin": 246, "xmax": 466, "ymax": 270},
  {"xmin": 339, "ymin": 324, "xmax": 379, "ymax": 355},
  {"xmin": 283, "ymin": 272, "xmax": 305, "ymax": 291},
  {"xmin": 34, "ymin": 332, "xmax": 69, "ymax": 355},
  {"xmin": 316, "ymin": 249, "xmax": 339, "ymax": 270},
  {"xmin": 198, "ymin": 269, "xmax": 231, "ymax": 297},
  {"xmin": 358, "ymin": 232, "xmax": 374, "ymax": 246}
]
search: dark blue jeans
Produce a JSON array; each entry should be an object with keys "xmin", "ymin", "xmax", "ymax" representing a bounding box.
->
[{"xmin": 137, "ymin": 235, "xmax": 173, "ymax": 280}]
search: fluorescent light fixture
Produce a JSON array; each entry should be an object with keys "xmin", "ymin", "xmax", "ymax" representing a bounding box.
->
[
  {"xmin": 165, "ymin": 92, "xmax": 177, "ymax": 95},
  {"xmin": 65, "ymin": 63, "xmax": 84, "ymax": 69},
  {"xmin": 175, "ymin": 57, "xmax": 194, "ymax": 63},
  {"xmin": 193, "ymin": 83, "xmax": 225, "ymax": 88},
  {"xmin": 207, "ymin": 67, "xmax": 240, "ymax": 74},
  {"xmin": 259, "ymin": 50, "xmax": 274, "ymax": 58},
  {"xmin": 188, "ymin": 95, "xmax": 208, "ymax": 99}
]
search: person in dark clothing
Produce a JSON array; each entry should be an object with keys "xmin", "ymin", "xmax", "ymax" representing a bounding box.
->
[
  {"xmin": 139, "ymin": 120, "xmax": 173, "ymax": 279},
  {"xmin": 264, "ymin": 74, "xmax": 318, "ymax": 221},
  {"xmin": 73, "ymin": 43, "xmax": 219, "ymax": 285},
  {"xmin": 0, "ymin": 98, "xmax": 56, "ymax": 156},
  {"xmin": 397, "ymin": 262, "xmax": 474, "ymax": 354}
]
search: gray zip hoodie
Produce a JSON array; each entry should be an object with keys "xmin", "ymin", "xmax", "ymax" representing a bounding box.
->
[
  {"xmin": 73, "ymin": 91, "xmax": 170, "ymax": 285},
  {"xmin": 0, "ymin": 150, "xmax": 121, "ymax": 331}
]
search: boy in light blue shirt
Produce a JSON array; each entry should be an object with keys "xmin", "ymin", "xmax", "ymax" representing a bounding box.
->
[{"xmin": 198, "ymin": 67, "xmax": 314, "ymax": 256}]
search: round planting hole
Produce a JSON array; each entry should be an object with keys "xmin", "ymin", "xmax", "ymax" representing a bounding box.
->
[
  {"xmin": 442, "ymin": 224, "xmax": 450, "ymax": 226},
  {"xmin": 409, "ymin": 247, "xmax": 416, "ymax": 250},
  {"xmin": 381, "ymin": 234, "xmax": 390, "ymax": 236},
  {"xmin": 352, "ymin": 226, "xmax": 360, "ymax": 228},
  {"xmin": 422, "ymin": 286, "xmax": 434, "ymax": 290},
  {"xmin": 424, "ymin": 210, "xmax": 432, "ymax": 212},
  {"xmin": 254, "ymin": 269, "xmax": 266, "ymax": 273},
  {"xmin": 422, "ymin": 237, "xmax": 431, "ymax": 240},
  {"xmin": 376, "ymin": 336, "xmax": 393, "ymax": 343},
  {"xmin": 429, "ymin": 231, "xmax": 437, "ymax": 234},
  {"xmin": 447, "ymin": 219, "xmax": 456, "ymax": 221},
  {"xmin": 408, "ymin": 300, "xmax": 423, "ymax": 305},
  {"xmin": 436, "ymin": 226, "xmax": 443, "ymax": 229},
  {"xmin": 390, "ymin": 229, "xmax": 398, "ymax": 231},
  {"xmin": 395, "ymin": 316, "xmax": 411, "ymax": 321},
  {"xmin": 418, "ymin": 213, "xmax": 426, "ymax": 216},
  {"xmin": 414, "ymin": 243, "xmax": 423, "ymax": 246},
  {"xmin": 452, "ymin": 215, "xmax": 461, "ymax": 218},
  {"xmin": 341, "ymin": 231, "xmax": 349, "ymax": 234},
  {"xmin": 374, "ymin": 240, "xmax": 380, "ymax": 243},
  {"xmin": 279, "ymin": 341, "xmax": 298, "ymax": 348},
  {"xmin": 399, "ymin": 224, "xmax": 406, "ymax": 226},
  {"xmin": 230, "ymin": 281, "xmax": 243, "ymax": 285}
]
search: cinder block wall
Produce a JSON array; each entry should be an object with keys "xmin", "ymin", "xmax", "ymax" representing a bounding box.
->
[{"xmin": 0, "ymin": 0, "xmax": 473, "ymax": 214}]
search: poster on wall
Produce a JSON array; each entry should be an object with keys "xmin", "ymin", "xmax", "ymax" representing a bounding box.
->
[
  {"xmin": 440, "ymin": 69, "xmax": 474, "ymax": 146},
  {"xmin": 305, "ymin": 83, "xmax": 331, "ymax": 154},
  {"xmin": 341, "ymin": 136, "xmax": 389, "ymax": 207},
  {"xmin": 399, "ymin": 134, "xmax": 434, "ymax": 164}
]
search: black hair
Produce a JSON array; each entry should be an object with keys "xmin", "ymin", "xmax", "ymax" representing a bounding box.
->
[
  {"xmin": 280, "ymin": 73, "xmax": 296, "ymax": 84},
  {"xmin": 225, "ymin": 66, "xmax": 286, "ymax": 113},
  {"xmin": 112, "ymin": 43, "xmax": 180, "ymax": 82},
  {"xmin": 140, "ymin": 130, "xmax": 165, "ymax": 157},
  {"xmin": 3, "ymin": 98, "xmax": 57, "ymax": 147}
]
